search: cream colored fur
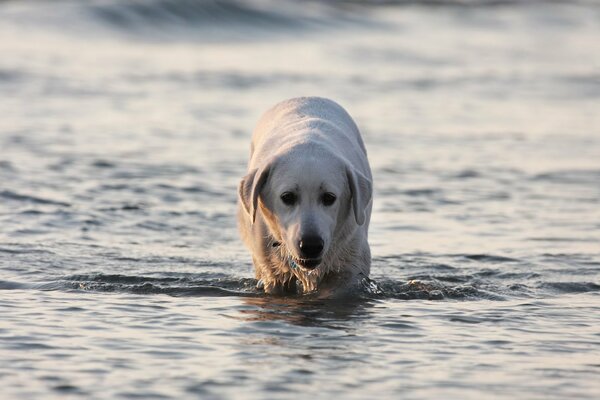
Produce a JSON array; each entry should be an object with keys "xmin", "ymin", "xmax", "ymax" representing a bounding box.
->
[{"xmin": 238, "ymin": 97, "xmax": 373, "ymax": 296}]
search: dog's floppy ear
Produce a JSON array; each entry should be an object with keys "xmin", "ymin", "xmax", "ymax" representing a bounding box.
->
[
  {"xmin": 239, "ymin": 162, "xmax": 272, "ymax": 224},
  {"xmin": 345, "ymin": 165, "xmax": 372, "ymax": 226}
]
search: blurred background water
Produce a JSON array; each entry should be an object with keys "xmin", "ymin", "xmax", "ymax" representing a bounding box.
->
[{"xmin": 1, "ymin": 0, "xmax": 599, "ymax": 399}]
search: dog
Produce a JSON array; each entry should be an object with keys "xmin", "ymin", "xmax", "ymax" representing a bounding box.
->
[{"xmin": 238, "ymin": 97, "xmax": 373, "ymax": 296}]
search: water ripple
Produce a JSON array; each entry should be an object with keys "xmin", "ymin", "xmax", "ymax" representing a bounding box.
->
[{"xmin": 0, "ymin": 190, "xmax": 71, "ymax": 207}]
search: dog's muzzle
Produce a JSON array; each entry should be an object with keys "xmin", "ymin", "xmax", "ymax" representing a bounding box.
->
[
  {"xmin": 288, "ymin": 255, "xmax": 321, "ymax": 271},
  {"xmin": 297, "ymin": 257, "xmax": 321, "ymax": 270}
]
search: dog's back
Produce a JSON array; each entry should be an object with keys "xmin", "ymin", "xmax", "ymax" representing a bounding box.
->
[{"xmin": 248, "ymin": 97, "xmax": 370, "ymax": 176}]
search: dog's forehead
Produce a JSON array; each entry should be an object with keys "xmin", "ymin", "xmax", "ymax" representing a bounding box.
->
[{"xmin": 271, "ymin": 155, "xmax": 345, "ymax": 191}]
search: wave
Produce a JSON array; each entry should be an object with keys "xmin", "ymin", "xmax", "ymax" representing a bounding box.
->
[
  {"xmin": 0, "ymin": 190, "xmax": 71, "ymax": 207},
  {"xmin": 35, "ymin": 273, "xmax": 261, "ymax": 297},
  {"xmin": 30, "ymin": 0, "xmax": 369, "ymax": 38},
  {"xmin": 337, "ymin": 0, "xmax": 597, "ymax": 5},
  {"xmin": 88, "ymin": 0, "xmax": 309, "ymax": 31},
  {"xmin": 0, "ymin": 0, "xmax": 340, "ymax": 41},
  {"xmin": 1, "ymin": 270, "xmax": 595, "ymax": 300},
  {"xmin": 538, "ymin": 281, "xmax": 600, "ymax": 294},
  {"xmin": 3, "ymin": 0, "xmax": 586, "ymax": 39},
  {"xmin": 532, "ymin": 169, "xmax": 600, "ymax": 185},
  {"xmin": 3, "ymin": 273, "xmax": 477, "ymax": 300},
  {"xmin": 0, "ymin": 280, "xmax": 29, "ymax": 290}
]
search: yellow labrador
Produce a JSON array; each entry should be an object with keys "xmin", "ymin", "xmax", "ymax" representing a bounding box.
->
[{"xmin": 238, "ymin": 97, "xmax": 372, "ymax": 295}]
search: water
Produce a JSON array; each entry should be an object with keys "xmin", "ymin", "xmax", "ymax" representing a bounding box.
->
[{"xmin": 1, "ymin": 0, "xmax": 599, "ymax": 398}]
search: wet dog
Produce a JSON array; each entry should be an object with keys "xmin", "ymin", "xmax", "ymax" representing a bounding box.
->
[{"xmin": 238, "ymin": 97, "xmax": 373, "ymax": 295}]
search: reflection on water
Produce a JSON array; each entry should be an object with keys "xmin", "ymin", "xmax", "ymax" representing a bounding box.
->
[{"xmin": 239, "ymin": 296, "xmax": 375, "ymax": 328}]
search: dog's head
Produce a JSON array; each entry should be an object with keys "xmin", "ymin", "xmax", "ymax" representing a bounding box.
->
[{"xmin": 239, "ymin": 150, "xmax": 372, "ymax": 270}]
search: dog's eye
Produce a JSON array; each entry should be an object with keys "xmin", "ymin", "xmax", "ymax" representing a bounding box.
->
[
  {"xmin": 280, "ymin": 192, "xmax": 297, "ymax": 206},
  {"xmin": 322, "ymin": 192, "xmax": 336, "ymax": 206}
]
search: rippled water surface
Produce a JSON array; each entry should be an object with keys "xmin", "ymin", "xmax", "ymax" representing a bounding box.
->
[{"xmin": 1, "ymin": 1, "xmax": 599, "ymax": 399}]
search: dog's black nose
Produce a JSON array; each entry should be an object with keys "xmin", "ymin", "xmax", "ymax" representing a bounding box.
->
[{"xmin": 299, "ymin": 236, "xmax": 324, "ymax": 259}]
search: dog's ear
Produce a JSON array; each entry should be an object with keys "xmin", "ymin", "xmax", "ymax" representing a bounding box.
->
[
  {"xmin": 345, "ymin": 165, "xmax": 372, "ymax": 226},
  {"xmin": 239, "ymin": 163, "xmax": 272, "ymax": 224}
]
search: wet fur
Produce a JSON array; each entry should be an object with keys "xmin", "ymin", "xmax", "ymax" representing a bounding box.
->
[{"xmin": 238, "ymin": 97, "xmax": 373, "ymax": 296}]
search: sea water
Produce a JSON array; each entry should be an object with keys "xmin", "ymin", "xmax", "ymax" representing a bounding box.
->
[{"xmin": 1, "ymin": 1, "xmax": 599, "ymax": 399}]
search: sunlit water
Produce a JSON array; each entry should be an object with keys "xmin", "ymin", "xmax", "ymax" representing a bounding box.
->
[{"xmin": 1, "ymin": 1, "xmax": 599, "ymax": 399}]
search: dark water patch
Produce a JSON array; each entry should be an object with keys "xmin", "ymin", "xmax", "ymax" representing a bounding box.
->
[
  {"xmin": 531, "ymin": 169, "xmax": 600, "ymax": 185},
  {"xmin": 47, "ymin": 157, "xmax": 76, "ymax": 172},
  {"xmin": 96, "ymin": 183, "xmax": 131, "ymax": 191},
  {"xmin": 154, "ymin": 182, "xmax": 225, "ymax": 196},
  {"xmin": 337, "ymin": 0, "xmax": 576, "ymax": 7},
  {"xmin": 558, "ymin": 73, "xmax": 600, "ymax": 98},
  {"xmin": 0, "ymin": 160, "xmax": 15, "ymax": 171},
  {"xmin": 0, "ymin": 190, "xmax": 71, "ymax": 207},
  {"xmin": 473, "ymin": 268, "xmax": 502, "ymax": 278},
  {"xmin": 471, "ymin": 269, "xmax": 540, "ymax": 280},
  {"xmin": 91, "ymin": 159, "xmax": 116, "ymax": 168},
  {"xmin": 55, "ymin": 306, "xmax": 87, "ymax": 312},
  {"xmin": 0, "ymin": 245, "xmax": 54, "ymax": 255},
  {"xmin": 0, "ymin": 280, "xmax": 29, "ymax": 290},
  {"xmin": 508, "ymin": 283, "xmax": 535, "ymax": 295},
  {"xmin": 429, "ymin": 263, "xmax": 458, "ymax": 271},
  {"xmin": 0, "ymin": 69, "xmax": 17, "ymax": 82},
  {"xmin": 53, "ymin": 384, "xmax": 85, "ymax": 394},
  {"xmin": 103, "ymin": 203, "xmax": 146, "ymax": 211},
  {"xmin": 538, "ymin": 253, "xmax": 600, "ymax": 263},
  {"xmin": 528, "ymin": 237, "xmax": 598, "ymax": 243},
  {"xmin": 454, "ymin": 169, "xmax": 481, "ymax": 179},
  {"xmin": 449, "ymin": 315, "xmax": 484, "ymax": 324},
  {"xmin": 497, "ymin": 271, "xmax": 542, "ymax": 280},
  {"xmin": 538, "ymin": 282, "xmax": 600, "ymax": 294},
  {"xmin": 402, "ymin": 188, "xmax": 441, "ymax": 197},
  {"xmin": 484, "ymin": 339, "xmax": 512, "ymax": 346},
  {"xmin": 432, "ymin": 274, "xmax": 471, "ymax": 283},
  {"xmin": 372, "ymin": 255, "xmax": 459, "ymax": 271},
  {"xmin": 135, "ymin": 221, "xmax": 173, "ymax": 231},
  {"xmin": 0, "ymin": 68, "xmax": 27, "ymax": 84},
  {"xmin": 387, "ymin": 224, "xmax": 430, "ymax": 232},
  {"xmin": 19, "ymin": 209, "xmax": 45, "ymax": 215},
  {"xmin": 345, "ymin": 45, "xmax": 451, "ymax": 66},
  {"xmin": 235, "ymin": 296, "xmax": 378, "ymax": 329},
  {"xmin": 460, "ymin": 254, "xmax": 520, "ymax": 263},
  {"xmin": 381, "ymin": 321, "xmax": 419, "ymax": 330},
  {"xmin": 92, "ymin": 0, "xmax": 299, "ymax": 27},
  {"xmin": 87, "ymin": 0, "xmax": 330, "ymax": 35},
  {"xmin": 115, "ymin": 392, "xmax": 171, "ymax": 400},
  {"xmin": 1, "ymin": 336, "xmax": 57, "ymax": 350}
]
